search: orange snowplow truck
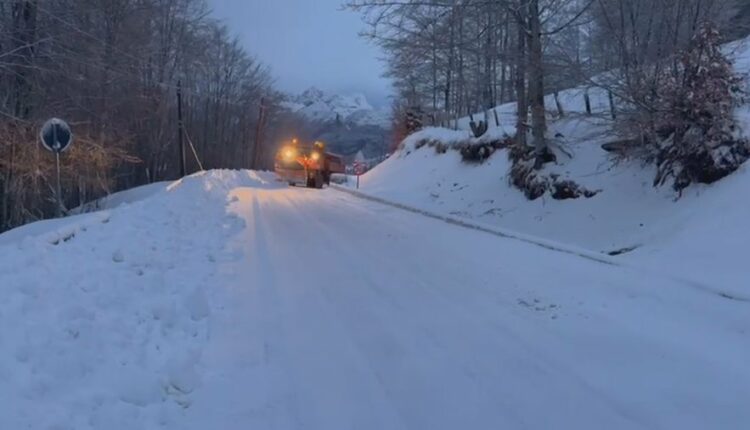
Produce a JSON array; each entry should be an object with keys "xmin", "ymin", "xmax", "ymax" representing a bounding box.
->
[{"xmin": 274, "ymin": 139, "xmax": 345, "ymax": 188}]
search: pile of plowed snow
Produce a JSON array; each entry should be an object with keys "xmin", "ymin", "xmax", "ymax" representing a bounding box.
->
[{"xmin": 0, "ymin": 170, "xmax": 282, "ymax": 429}]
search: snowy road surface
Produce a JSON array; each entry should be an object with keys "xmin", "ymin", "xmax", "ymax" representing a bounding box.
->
[{"xmin": 2, "ymin": 171, "xmax": 749, "ymax": 429}]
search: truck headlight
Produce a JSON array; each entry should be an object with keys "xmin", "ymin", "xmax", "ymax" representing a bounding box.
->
[
  {"xmin": 310, "ymin": 151, "xmax": 321, "ymax": 161},
  {"xmin": 282, "ymin": 146, "xmax": 297, "ymax": 161}
]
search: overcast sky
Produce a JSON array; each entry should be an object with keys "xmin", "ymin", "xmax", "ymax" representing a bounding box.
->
[{"xmin": 208, "ymin": 0, "xmax": 392, "ymax": 106}]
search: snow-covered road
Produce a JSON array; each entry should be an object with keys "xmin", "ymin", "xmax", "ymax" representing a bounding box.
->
[
  {"xmin": 2, "ymin": 171, "xmax": 749, "ymax": 429},
  {"xmin": 183, "ymin": 179, "xmax": 750, "ymax": 429}
]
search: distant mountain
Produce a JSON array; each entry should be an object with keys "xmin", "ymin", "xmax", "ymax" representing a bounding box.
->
[
  {"xmin": 283, "ymin": 87, "xmax": 391, "ymax": 129},
  {"xmin": 281, "ymin": 87, "xmax": 392, "ymax": 160}
]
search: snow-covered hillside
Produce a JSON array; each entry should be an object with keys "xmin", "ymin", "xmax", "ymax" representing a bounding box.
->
[
  {"xmin": 360, "ymin": 129, "xmax": 749, "ymax": 296},
  {"xmin": 284, "ymin": 87, "xmax": 391, "ymax": 128},
  {"xmin": 356, "ymin": 37, "xmax": 750, "ymax": 297}
]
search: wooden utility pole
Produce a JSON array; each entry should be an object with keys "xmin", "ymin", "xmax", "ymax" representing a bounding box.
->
[
  {"xmin": 177, "ymin": 80, "xmax": 186, "ymax": 177},
  {"xmin": 252, "ymin": 97, "xmax": 267, "ymax": 170}
]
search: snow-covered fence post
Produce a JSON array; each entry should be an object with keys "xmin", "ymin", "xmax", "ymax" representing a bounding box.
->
[
  {"xmin": 608, "ymin": 91, "xmax": 617, "ymax": 120},
  {"xmin": 554, "ymin": 92, "xmax": 565, "ymax": 117}
]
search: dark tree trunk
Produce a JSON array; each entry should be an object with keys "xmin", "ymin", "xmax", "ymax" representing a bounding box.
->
[
  {"xmin": 2, "ymin": 0, "xmax": 38, "ymax": 231},
  {"xmin": 527, "ymin": 0, "xmax": 548, "ymax": 168},
  {"xmin": 515, "ymin": 20, "xmax": 528, "ymax": 147}
]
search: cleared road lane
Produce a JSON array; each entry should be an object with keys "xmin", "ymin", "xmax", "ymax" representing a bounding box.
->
[{"xmin": 177, "ymin": 183, "xmax": 750, "ymax": 430}]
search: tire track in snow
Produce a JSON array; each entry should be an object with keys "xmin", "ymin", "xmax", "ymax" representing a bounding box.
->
[
  {"xmin": 242, "ymin": 192, "xmax": 304, "ymax": 428},
  {"xmin": 264, "ymin": 190, "xmax": 412, "ymax": 430},
  {"xmin": 180, "ymin": 190, "xmax": 304, "ymax": 429},
  {"xmin": 225, "ymin": 188, "xmax": 409, "ymax": 430}
]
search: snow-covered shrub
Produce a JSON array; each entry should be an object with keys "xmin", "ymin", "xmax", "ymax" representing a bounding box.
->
[
  {"xmin": 612, "ymin": 23, "xmax": 749, "ymax": 192},
  {"xmin": 408, "ymin": 132, "xmax": 510, "ymax": 164},
  {"xmin": 435, "ymin": 142, "xmax": 449, "ymax": 154},
  {"xmin": 551, "ymin": 179, "xmax": 600, "ymax": 200},
  {"xmin": 509, "ymin": 163, "xmax": 547, "ymax": 200},
  {"xmin": 652, "ymin": 25, "xmax": 749, "ymax": 191},
  {"xmin": 458, "ymin": 138, "xmax": 511, "ymax": 163},
  {"xmin": 405, "ymin": 106, "xmax": 425, "ymax": 135},
  {"xmin": 508, "ymin": 141, "xmax": 598, "ymax": 200},
  {"xmin": 391, "ymin": 104, "xmax": 426, "ymax": 153},
  {"xmin": 508, "ymin": 143, "xmax": 550, "ymax": 199},
  {"xmin": 469, "ymin": 118, "xmax": 489, "ymax": 138}
]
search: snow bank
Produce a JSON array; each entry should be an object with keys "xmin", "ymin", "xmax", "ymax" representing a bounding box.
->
[
  {"xmin": 358, "ymin": 36, "xmax": 750, "ymax": 295},
  {"xmin": 363, "ymin": 115, "xmax": 672, "ymax": 254},
  {"xmin": 399, "ymin": 126, "xmax": 511, "ymax": 153},
  {"xmin": 0, "ymin": 182, "xmax": 171, "ymax": 248},
  {"xmin": 400, "ymin": 127, "xmax": 472, "ymax": 151},
  {"xmin": 364, "ymin": 122, "xmax": 750, "ymax": 293},
  {"xmin": 74, "ymin": 181, "xmax": 170, "ymax": 214},
  {"xmin": 0, "ymin": 210, "xmax": 112, "ymax": 247},
  {"xmin": 628, "ymin": 164, "xmax": 750, "ymax": 294},
  {"xmin": 0, "ymin": 169, "xmax": 281, "ymax": 429}
]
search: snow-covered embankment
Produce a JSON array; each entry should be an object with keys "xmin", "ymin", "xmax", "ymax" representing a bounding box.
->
[{"xmin": 0, "ymin": 170, "xmax": 280, "ymax": 428}]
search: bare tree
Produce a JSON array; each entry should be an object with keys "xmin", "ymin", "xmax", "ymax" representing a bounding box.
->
[
  {"xmin": 0, "ymin": 0, "xmax": 280, "ymax": 231},
  {"xmin": 346, "ymin": 0, "xmax": 593, "ymax": 168}
]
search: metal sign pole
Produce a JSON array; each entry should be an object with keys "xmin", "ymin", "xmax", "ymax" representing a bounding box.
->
[
  {"xmin": 55, "ymin": 151, "xmax": 62, "ymax": 218},
  {"xmin": 52, "ymin": 123, "xmax": 63, "ymax": 217}
]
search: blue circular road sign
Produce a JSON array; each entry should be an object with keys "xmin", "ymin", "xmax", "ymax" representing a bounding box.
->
[{"xmin": 40, "ymin": 118, "xmax": 73, "ymax": 153}]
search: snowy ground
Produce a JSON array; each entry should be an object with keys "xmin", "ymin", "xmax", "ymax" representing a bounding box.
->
[
  {"xmin": 357, "ymin": 132, "xmax": 750, "ymax": 299},
  {"xmin": 0, "ymin": 171, "xmax": 277, "ymax": 429},
  {"xmin": 351, "ymin": 36, "xmax": 750, "ymax": 301},
  {"xmin": 2, "ymin": 170, "xmax": 749, "ymax": 429}
]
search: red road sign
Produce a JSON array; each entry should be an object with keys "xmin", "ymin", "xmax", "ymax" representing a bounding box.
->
[{"xmin": 354, "ymin": 161, "xmax": 366, "ymax": 176}]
